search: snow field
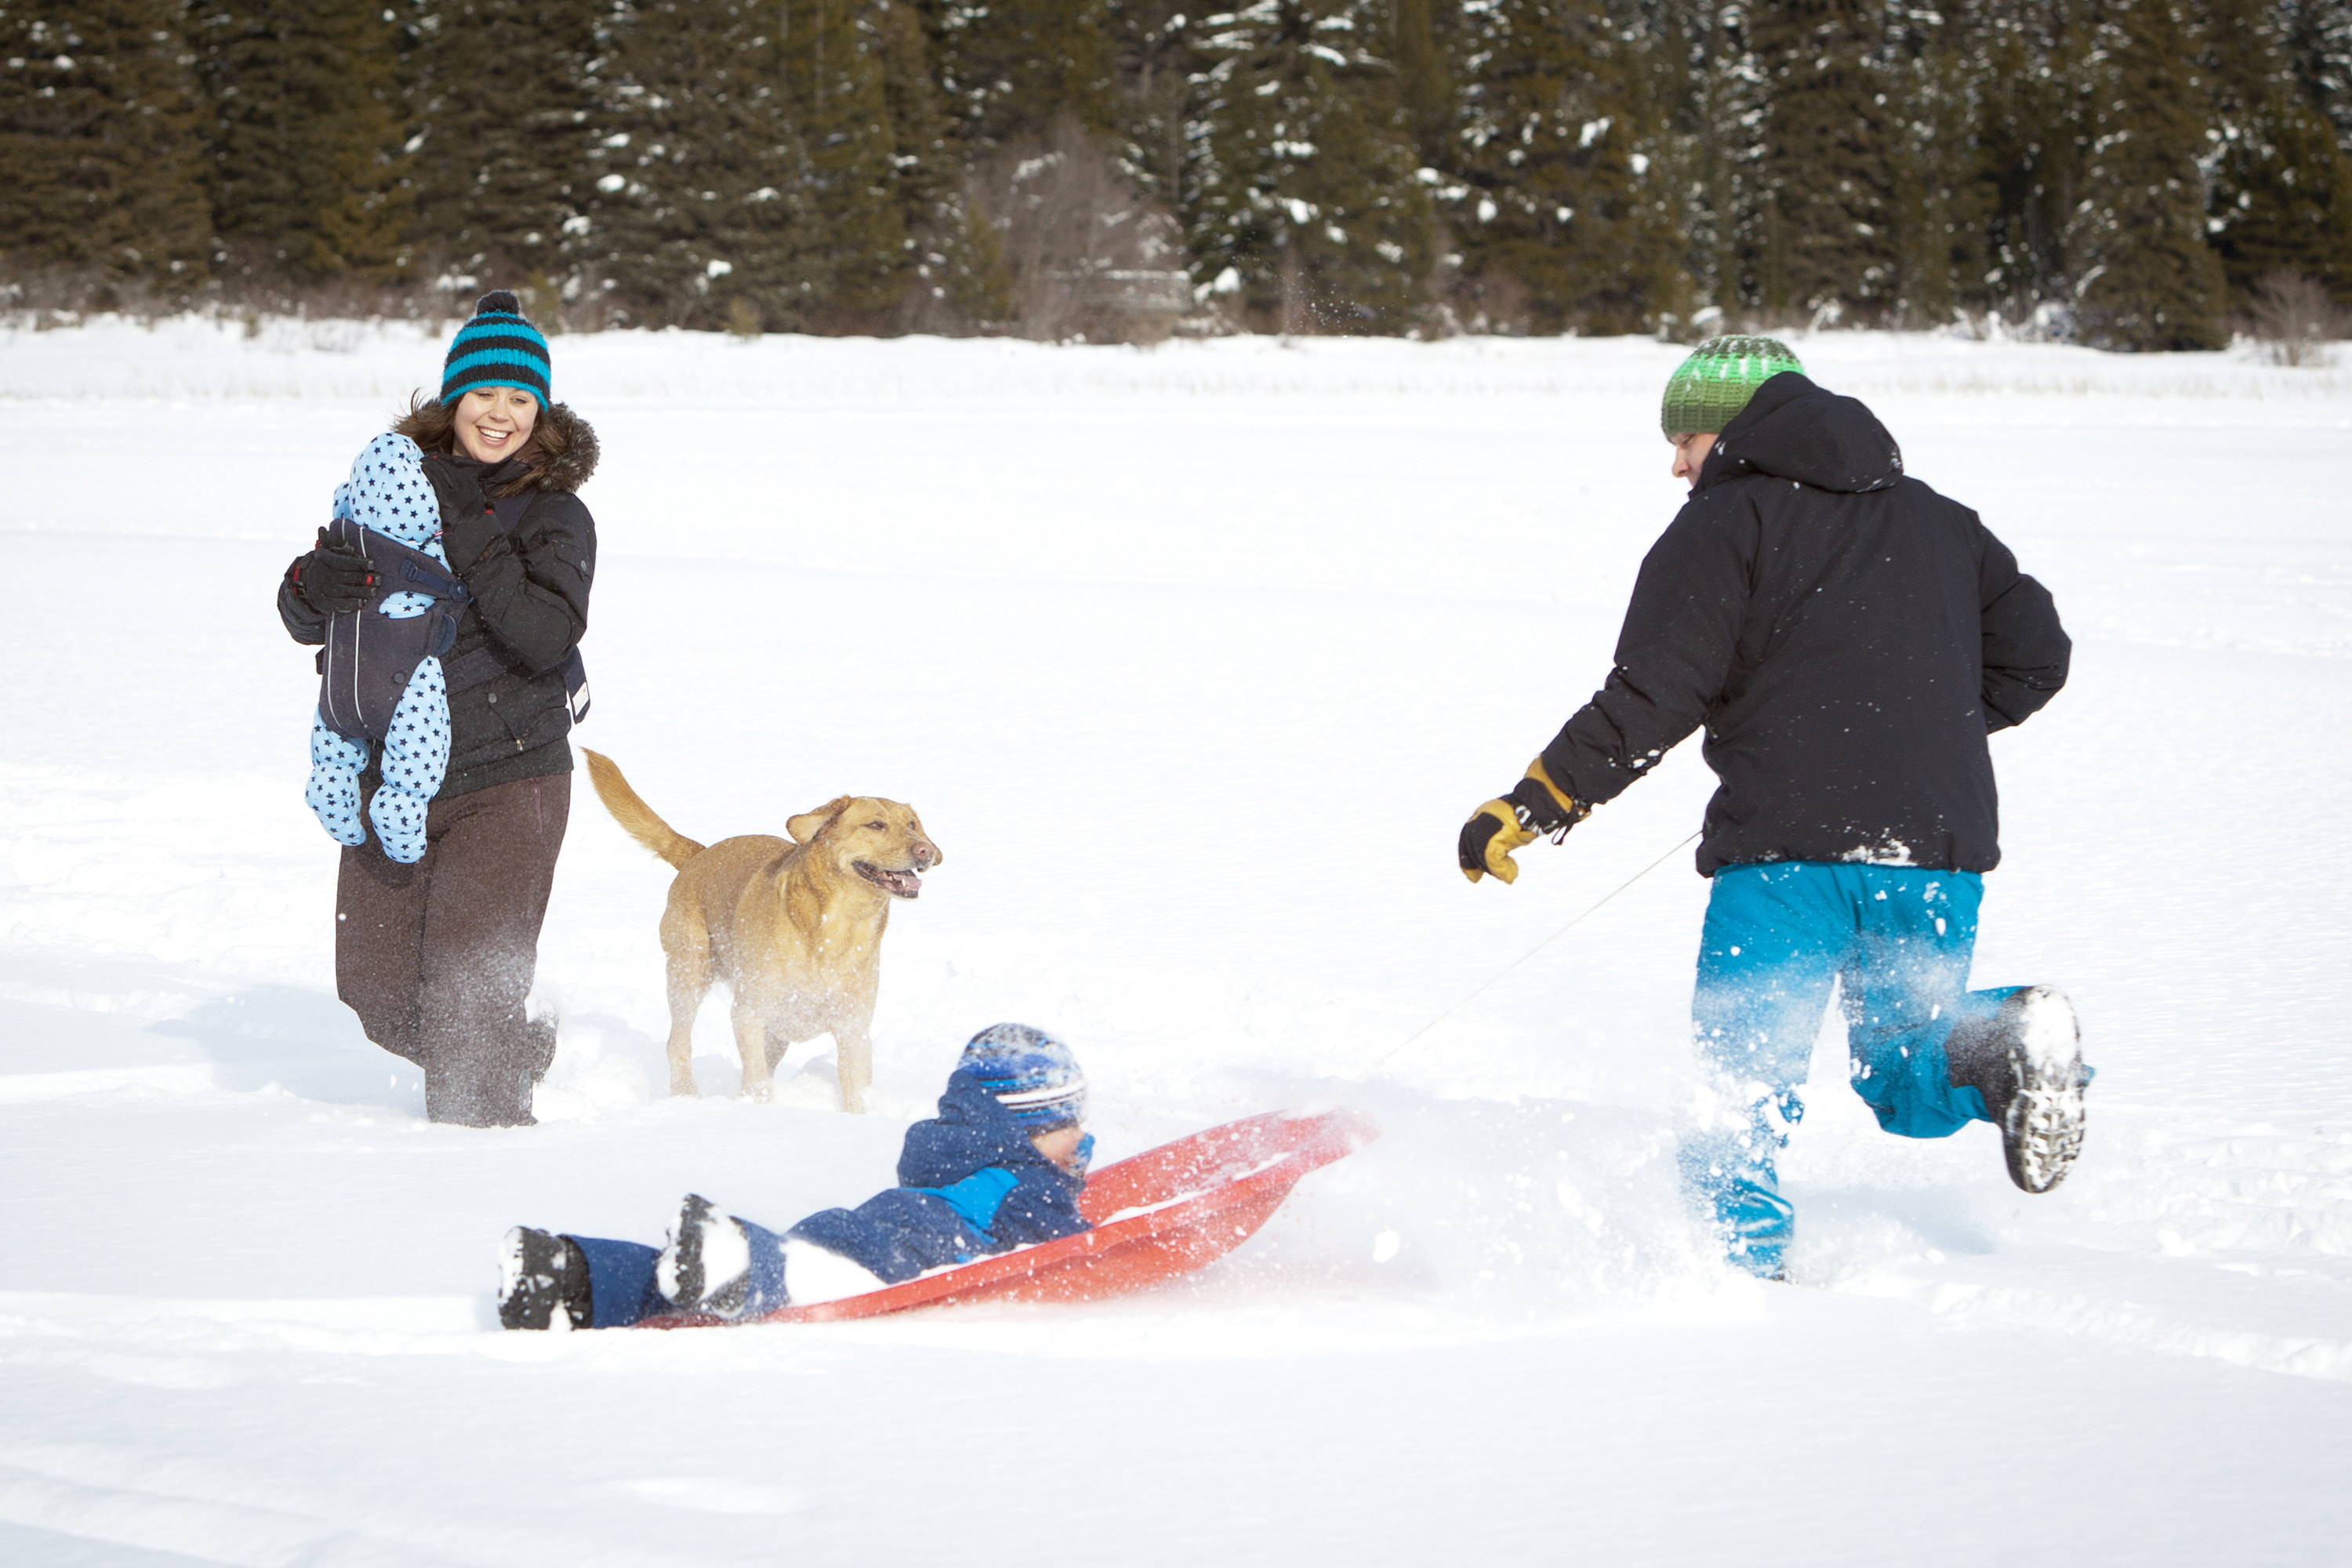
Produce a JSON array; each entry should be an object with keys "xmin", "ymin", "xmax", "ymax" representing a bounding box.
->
[{"xmin": 0, "ymin": 321, "xmax": 2349, "ymax": 1563}]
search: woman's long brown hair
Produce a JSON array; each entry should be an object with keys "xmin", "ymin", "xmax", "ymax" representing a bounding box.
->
[{"xmin": 394, "ymin": 392, "xmax": 566, "ymax": 498}]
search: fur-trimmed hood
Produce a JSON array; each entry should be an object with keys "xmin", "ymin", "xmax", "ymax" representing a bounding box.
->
[{"xmin": 524, "ymin": 402, "xmax": 598, "ymax": 494}]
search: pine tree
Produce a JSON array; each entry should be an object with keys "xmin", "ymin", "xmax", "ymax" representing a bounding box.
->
[
  {"xmin": 1107, "ymin": 0, "xmax": 1198, "ymax": 207},
  {"xmin": 188, "ymin": 0, "xmax": 412, "ymax": 283},
  {"xmin": 406, "ymin": 0, "xmax": 601, "ymax": 289},
  {"xmin": 2205, "ymin": 0, "xmax": 2352, "ymax": 301},
  {"xmin": 1389, "ymin": 0, "xmax": 1450, "ymax": 164},
  {"xmin": 1749, "ymin": 0, "xmax": 1900, "ymax": 321},
  {"xmin": 2066, "ymin": 0, "xmax": 2227, "ymax": 347},
  {"xmin": 1187, "ymin": 0, "xmax": 1436, "ymax": 331},
  {"xmin": 1661, "ymin": 0, "xmax": 1769, "ymax": 318},
  {"xmin": 935, "ymin": 0, "xmax": 1117, "ymax": 147},
  {"xmin": 0, "ymin": 1, "xmax": 212, "ymax": 293},
  {"xmin": 1965, "ymin": 0, "xmax": 2088, "ymax": 321},
  {"xmin": 773, "ymin": 0, "xmax": 910, "ymax": 321},
  {"xmin": 878, "ymin": 0, "xmax": 1010, "ymax": 325},
  {"xmin": 1444, "ymin": 0, "xmax": 1682, "ymax": 332},
  {"xmin": 588, "ymin": 0, "xmax": 826, "ymax": 328},
  {"xmin": 2278, "ymin": 0, "xmax": 2352, "ymax": 150}
]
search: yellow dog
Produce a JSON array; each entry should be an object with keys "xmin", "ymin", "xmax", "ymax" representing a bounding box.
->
[{"xmin": 582, "ymin": 750, "xmax": 940, "ymax": 1112}]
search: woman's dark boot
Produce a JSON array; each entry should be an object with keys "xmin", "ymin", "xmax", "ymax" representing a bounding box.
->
[
  {"xmin": 425, "ymin": 1050, "xmax": 537, "ymax": 1127},
  {"xmin": 522, "ymin": 1015, "xmax": 559, "ymax": 1083}
]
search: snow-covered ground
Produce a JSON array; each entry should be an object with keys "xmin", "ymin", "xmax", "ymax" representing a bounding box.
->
[{"xmin": 2, "ymin": 318, "xmax": 2348, "ymax": 1565}]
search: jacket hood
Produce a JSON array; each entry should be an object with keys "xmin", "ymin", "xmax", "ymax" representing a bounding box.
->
[
  {"xmin": 520, "ymin": 401, "xmax": 597, "ymax": 492},
  {"xmin": 1699, "ymin": 372, "xmax": 1902, "ymax": 495},
  {"xmin": 895, "ymin": 1070, "xmax": 1068, "ymax": 1190}
]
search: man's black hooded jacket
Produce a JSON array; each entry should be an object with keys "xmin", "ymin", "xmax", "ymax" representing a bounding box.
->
[{"xmin": 1539, "ymin": 372, "xmax": 2069, "ymax": 877}]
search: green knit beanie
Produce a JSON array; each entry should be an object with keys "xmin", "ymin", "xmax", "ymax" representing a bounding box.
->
[{"xmin": 1661, "ymin": 336, "xmax": 1806, "ymax": 438}]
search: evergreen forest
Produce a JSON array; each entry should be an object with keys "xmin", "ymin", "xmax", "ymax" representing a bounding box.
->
[{"xmin": 3, "ymin": 0, "xmax": 2350, "ymax": 348}]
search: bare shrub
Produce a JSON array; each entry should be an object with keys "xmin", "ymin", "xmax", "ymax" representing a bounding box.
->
[
  {"xmin": 1719, "ymin": 303, "xmax": 1820, "ymax": 338},
  {"xmin": 1443, "ymin": 267, "xmax": 1533, "ymax": 336},
  {"xmin": 0, "ymin": 263, "xmax": 181, "ymax": 323},
  {"xmin": 1653, "ymin": 303, "xmax": 1727, "ymax": 344},
  {"xmin": 2245, "ymin": 271, "xmax": 2349, "ymax": 366},
  {"xmin": 974, "ymin": 119, "xmax": 1192, "ymax": 344}
]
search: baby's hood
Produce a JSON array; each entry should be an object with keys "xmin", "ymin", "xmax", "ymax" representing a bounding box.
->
[{"xmin": 336, "ymin": 433, "xmax": 440, "ymax": 551}]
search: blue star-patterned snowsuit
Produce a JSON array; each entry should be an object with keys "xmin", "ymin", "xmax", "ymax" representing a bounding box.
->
[{"xmin": 305, "ymin": 434, "xmax": 452, "ymax": 865}]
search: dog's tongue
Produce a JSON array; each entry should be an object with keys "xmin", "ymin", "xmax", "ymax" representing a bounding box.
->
[{"xmin": 856, "ymin": 860, "xmax": 924, "ymax": 898}]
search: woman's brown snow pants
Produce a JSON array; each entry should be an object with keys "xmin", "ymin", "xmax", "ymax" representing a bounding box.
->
[{"xmin": 336, "ymin": 774, "xmax": 569, "ymax": 1127}]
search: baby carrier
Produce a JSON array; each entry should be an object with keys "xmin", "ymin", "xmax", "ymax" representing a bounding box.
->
[{"xmin": 315, "ymin": 489, "xmax": 590, "ymax": 741}]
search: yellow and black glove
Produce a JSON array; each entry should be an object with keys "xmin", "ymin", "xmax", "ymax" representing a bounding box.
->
[{"xmin": 1458, "ymin": 760, "xmax": 1589, "ymax": 884}]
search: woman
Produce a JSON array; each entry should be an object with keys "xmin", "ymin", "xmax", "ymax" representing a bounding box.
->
[{"xmin": 278, "ymin": 291, "xmax": 598, "ymax": 1127}]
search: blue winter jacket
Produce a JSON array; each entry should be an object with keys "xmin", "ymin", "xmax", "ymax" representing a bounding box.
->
[{"xmin": 786, "ymin": 1071, "xmax": 1090, "ymax": 1283}]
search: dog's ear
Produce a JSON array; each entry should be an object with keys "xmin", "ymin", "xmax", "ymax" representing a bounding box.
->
[{"xmin": 786, "ymin": 797, "xmax": 853, "ymax": 844}]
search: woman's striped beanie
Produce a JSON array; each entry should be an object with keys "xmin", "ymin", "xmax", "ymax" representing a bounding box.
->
[
  {"xmin": 957, "ymin": 1023, "xmax": 1087, "ymax": 1130},
  {"xmin": 441, "ymin": 290, "xmax": 551, "ymax": 406},
  {"xmin": 1661, "ymin": 335, "xmax": 1804, "ymax": 438}
]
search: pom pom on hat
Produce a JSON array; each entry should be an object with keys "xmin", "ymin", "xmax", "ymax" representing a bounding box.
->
[
  {"xmin": 1661, "ymin": 335, "xmax": 1805, "ymax": 439},
  {"xmin": 958, "ymin": 1023, "xmax": 1087, "ymax": 1130},
  {"xmin": 442, "ymin": 290, "xmax": 551, "ymax": 408}
]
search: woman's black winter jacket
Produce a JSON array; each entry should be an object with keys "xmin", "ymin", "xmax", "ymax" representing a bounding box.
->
[
  {"xmin": 1539, "ymin": 373, "xmax": 2069, "ymax": 877},
  {"xmin": 279, "ymin": 404, "xmax": 598, "ymax": 800}
]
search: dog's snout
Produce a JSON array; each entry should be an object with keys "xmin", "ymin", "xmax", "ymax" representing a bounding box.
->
[{"xmin": 913, "ymin": 840, "xmax": 940, "ymax": 869}]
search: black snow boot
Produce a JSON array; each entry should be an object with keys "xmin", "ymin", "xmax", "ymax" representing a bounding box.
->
[
  {"xmin": 499, "ymin": 1227, "xmax": 590, "ymax": 1330},
  {"xmin": 1947, "ymin": 985, "xmax": 2090, "ymax": 1195},
  {"xmin": 655, "ymin": 1194, "xmax": 755, "ymax": 1319}
]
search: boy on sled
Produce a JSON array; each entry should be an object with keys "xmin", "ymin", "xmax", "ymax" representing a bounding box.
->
[{"xmin": 499, "ymin": 1024, "xmax": 1092, "ymax": 1330}]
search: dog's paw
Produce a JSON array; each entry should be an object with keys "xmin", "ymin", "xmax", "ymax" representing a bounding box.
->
[
  {"xmin": 668, "ymin": 1076, "xmax": 700, "ymax": 1098},
  {"xmin": 742, "ymin": 1078, "xmax": 774, "ymax": 1104}
]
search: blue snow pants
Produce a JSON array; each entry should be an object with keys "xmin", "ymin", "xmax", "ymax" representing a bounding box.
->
[
  {"xmin": 567, "ymin": 1221, "xmax": 793, "ymax": 1328},
  {"xmin": 1682, "ymin": 861, "xmax": 2020, "ymax": 1277}
]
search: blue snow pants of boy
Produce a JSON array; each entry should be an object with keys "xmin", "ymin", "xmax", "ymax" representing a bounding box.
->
[
  {"xmin": 565, "ymin": 1225, "xmax": 792, "ymax": 1328},
  {"xmin": 1682, "ymin": 862, "xmax": 2019, "ymax": 1277}
]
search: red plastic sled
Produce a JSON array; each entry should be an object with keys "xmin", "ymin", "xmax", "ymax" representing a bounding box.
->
[{"xmin": 641, "ymin": 1106, "xmax": 1377, "ymax": 1327}]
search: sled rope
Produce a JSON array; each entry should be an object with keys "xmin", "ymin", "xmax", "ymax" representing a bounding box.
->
[{"xmin": 1360, "ymin": 830, "xmax": 1700, "ymax": 1078}]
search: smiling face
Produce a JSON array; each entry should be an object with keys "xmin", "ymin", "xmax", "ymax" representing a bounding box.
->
[
  {"xmin": 788, "ymin": 797, "xmax": 942, "ymax": 899},
  {"xmin": 453, "ymin": 386, "xmax": 540, "ymax": 463}
]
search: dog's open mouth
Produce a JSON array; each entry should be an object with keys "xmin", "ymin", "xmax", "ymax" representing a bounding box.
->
[{"xmin": 854, "ymin": 861, "xmax": 923, "ymax": 899}]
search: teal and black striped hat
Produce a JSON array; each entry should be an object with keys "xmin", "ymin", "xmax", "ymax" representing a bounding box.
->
[
  {"xmin": 441, "ymin": 290, "xmax": 551, "ymax": 406},
  {"xmin": 1661, "ymin": 335, "xmax": 1803, "ymax": 438}
]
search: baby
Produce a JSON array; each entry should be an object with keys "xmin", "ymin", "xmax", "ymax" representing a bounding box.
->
[
  {"xmin": 499, "ymin": 1023, "xmax": 1095, "ymax": 1329},
  {"xmin": 304, "ymin": 433, "xmax": 455, "ymax": 865}
]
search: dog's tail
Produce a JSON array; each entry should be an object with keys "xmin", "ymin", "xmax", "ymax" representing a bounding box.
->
[{"xmin": 581, "ymin": 750, "xmax": 706, "ymax": 869}]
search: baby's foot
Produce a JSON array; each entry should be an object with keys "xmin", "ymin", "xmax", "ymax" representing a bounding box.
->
[{"xmin": 368, "ymin": 785, "xmax": 432, "ymax": 865}]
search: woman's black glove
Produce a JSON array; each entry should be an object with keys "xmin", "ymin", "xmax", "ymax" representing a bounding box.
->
[{"xmin": 289, "ymin": 528, "xmax": 379, "ymax": 614}]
